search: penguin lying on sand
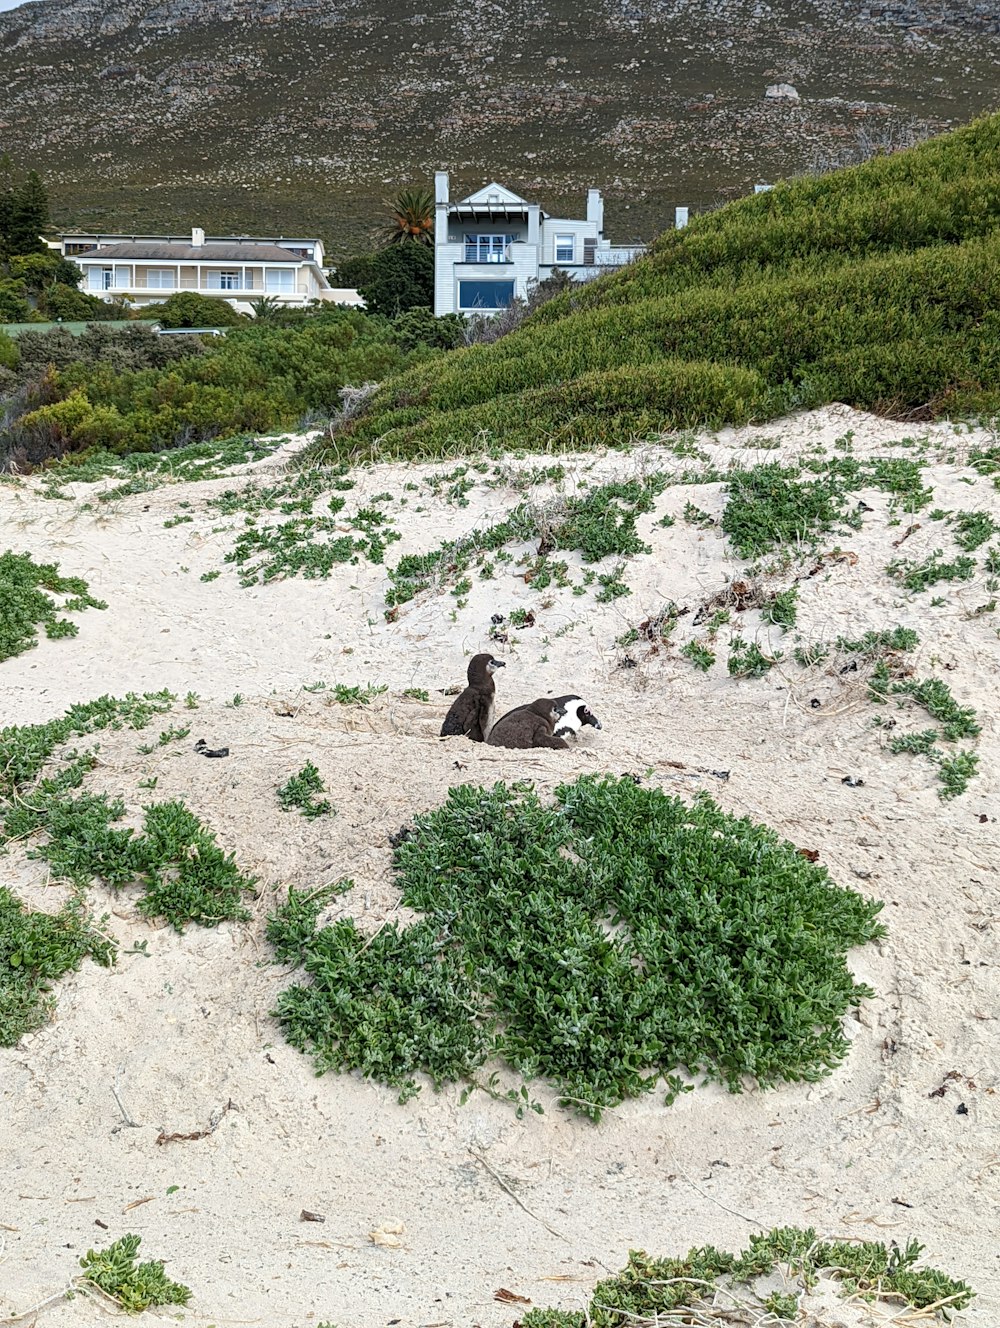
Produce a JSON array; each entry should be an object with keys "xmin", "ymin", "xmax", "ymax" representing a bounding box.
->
[
  {"xmin": 440, "ymin": 653, "xmax": 505, "ymax": 742},
  {"xmin": 487, "ymin": 697, "xmax": 569, "ymax": 750},
  {"xmin": 499, "ymin": 695, "xmax": 602, "ymax": 741},
  {"xmin": 551, "ymin": 695, "xmax": 601, "ymax": 740}
]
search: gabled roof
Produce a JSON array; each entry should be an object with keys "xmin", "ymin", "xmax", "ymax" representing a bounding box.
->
[
  {"xmin": 456, "ymin": 181, "xmax": 531, "ymax": 207},
  {"xmin": 78, "ymin": 241, "xmax": 309, "ymax": 263}
]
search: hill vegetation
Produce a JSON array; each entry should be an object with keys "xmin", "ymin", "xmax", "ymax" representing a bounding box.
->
[
  {"xmin": 317, "ymin": 114, "xmax": 1000, "ymax": 463},
  {"xmin": 0, "ymin": 0, "xmax": 994, "ymax": 251}
]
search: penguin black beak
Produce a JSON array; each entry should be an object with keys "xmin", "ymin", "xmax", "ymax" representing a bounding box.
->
[{"xmin": 488, "ymin": 659, "xmax": 505, "ymax": 672}]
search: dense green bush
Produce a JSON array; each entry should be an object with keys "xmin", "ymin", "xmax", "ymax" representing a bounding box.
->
[
  {"xmin": 133, "ymin": 289, "xmax": 244, "ymax": 327},
  {"xmin": 271, "ymin": 775, "xmax": 884, "ymax": 1117},
  {"xmin": 1, "ymin": 308, "xmax": 440, "ymax": 467},
  {"xmin": 332, "ymin": 243, "xmax": 433, "ymax": 316},
  {"xmin": 313, "ymin": 113, "xmax": 1000, "ymax": 461}
]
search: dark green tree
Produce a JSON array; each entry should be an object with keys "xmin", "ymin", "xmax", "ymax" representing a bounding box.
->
[
  {"xmin": 0, "ymin": 153, "xmax": 15, "ymax": 257},
  {"xmin": 332, "ymin": 244, "xmax": 434, "ymax": 317},
  {"xmin": 7, "ymin": 171, "xmax": 50, "ymax": 255},
  {"xmin": 134, "ymin": 290, "xmax": 243, "ymax": 328}
]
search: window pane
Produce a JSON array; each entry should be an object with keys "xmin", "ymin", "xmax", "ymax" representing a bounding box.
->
[
  {"xmin": 459, "ymin": 280, "xmax": 515, "ymax": 310},
  {"xmin": 265, "ymin": 269, "xmax": 295, "ymax": 292}
]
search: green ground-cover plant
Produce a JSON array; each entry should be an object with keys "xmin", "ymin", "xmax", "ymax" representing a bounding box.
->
[
  {"xmin": 79, "ymin": 1233, "xmax": 191, "ymax": 1313},
  {"xmin": 680, "ymin": 639, "xmax": 715, "ymax": 671},
  {"xmin": 0, "ymin": 691, "xmax": 176, "ymax": 798},
  {"xmin": 0, "ymin": 550, "xmax": 106, "ymax": 660},
  {"xmin": 6, "ymin": 784, "xmax": 256, "ymax": 931},
  {"xmin": 278, "ymin": 762, "xmax": 333, "ymax": 818},
  {"xmin": 270, "ymin": 775, "xmax": 884, "ymax": 1118},
  {"xmin": 952, "ymin": 509, "xmax": 998, "ymax": 550},
  {"xmin": 522, "ymin": 1227, "xmax": 973, "ymax": 1327},
  {"xmin": 887, "ymin": 549, "xmax": 977, "ymax": 592},
  {"xmin": 728, "ymin": 638, "xmax": 779, "ymax": 678},
  {"xmin": 0, "ymin": 886, "xmax": 114, "ymax": 1047},
  {"xmin": 552, "ymin": 477, "xmax": 667, "ymax": 561},
  {"xmin": 762, "ymin": 585, "xmax": 799, "ymax": 628},
  {"xmin": 722, "ymin": 464, "xmax": 856, "ymax": 557},
  {"xmin": 386, "ymin": 478, "xmax": 664, "ymax": 610}
]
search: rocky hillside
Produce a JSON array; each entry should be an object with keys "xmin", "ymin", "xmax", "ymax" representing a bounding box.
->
[{"xmin": 1, "ymin": 0, "xmax": 998, "ymax": 254}]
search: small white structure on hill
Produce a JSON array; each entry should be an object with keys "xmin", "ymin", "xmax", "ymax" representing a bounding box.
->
[
  {"xmin": 433, "ymin": 173, "xmax": 645, "ymax": 317},
  {"xmin": 59, "ymin": 228, "xmax": 362, "ymax": 313}
]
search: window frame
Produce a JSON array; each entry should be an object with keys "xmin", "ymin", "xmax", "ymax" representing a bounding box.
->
[
  {"xmin": 554, "ymin": 234, "xmax": 575, "ymax": 263},
  {"xmin": 458, "ymin": 279, "xmax": 516, "ymax": 311},
  {"xmin": 145, "ymin": 268, "xmax": 176, "ymax": 291}
]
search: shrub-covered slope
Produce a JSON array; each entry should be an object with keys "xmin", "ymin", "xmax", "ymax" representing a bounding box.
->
[{"xmin": 320, "ymin": 115, "xmax": 1000, "ymax": 461}]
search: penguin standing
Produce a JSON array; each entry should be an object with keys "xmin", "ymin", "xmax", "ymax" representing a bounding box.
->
[
  {"xmin": 440, "ymin": 653, "xmax": 505, "ymax": 742},
  {"xmin": 487, "ymin": 697, "xmax": 569, "ymax": 750}
]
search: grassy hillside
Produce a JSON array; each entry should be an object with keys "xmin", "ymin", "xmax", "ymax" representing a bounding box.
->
[{"xmin": 318, "ymin": 115, "xmax": 1000, "ymax": 462}]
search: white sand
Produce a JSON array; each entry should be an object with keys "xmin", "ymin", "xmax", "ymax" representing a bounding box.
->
[{"xmin": 1, "ymin": 405, "xmax": 997, "ymax": 1326}]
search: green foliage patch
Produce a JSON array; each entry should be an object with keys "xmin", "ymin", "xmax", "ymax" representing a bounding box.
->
[
  {"xmin": 79, "ymin": 1233, "xmax": 192, "ymax": 1313},
  {"xmin": 385, "ymin": 478, "xmax": 664, "ymax": 610},
  {"xmin": 278, "ymin": 762, "xmax": 333, "ymax": 819},
  {"xmin": 0, "ymin": 887, "xmax": 114, "ymax": 1047},
  {"xmin": 523, "ymin": 1227, "xmax": 974, "ymax": 1327},
  {"xmin": 0, "ymin": 549, "xmax": 106, "ymax": 661},
  {"xmin": 887, "ymin": 549, "xmax": 977, "ymax": 592},
  {"xmin": 7, "ymin": 787, "xmax": 255, "ymax": 932},
  {"xmin": 270, "ymin": 775, "xmax": 884, "ymax": 1118}
]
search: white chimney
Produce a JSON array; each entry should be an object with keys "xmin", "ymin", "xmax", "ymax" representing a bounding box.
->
[
  {"xmin": 434, "ymin": 171, "xmax": 449, "ymax": 205},
  {"xmin": 191, "ymin": 226, "xmax": 205, "ymax": 247},
  {"xmin": 586, "ymin": 188, "xmax": 604, "ymax": 234}
]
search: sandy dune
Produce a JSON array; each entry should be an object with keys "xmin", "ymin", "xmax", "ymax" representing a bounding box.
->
[{"xmin": 1, "ymin": 405, "xmax": 997, "ymax": 1326}]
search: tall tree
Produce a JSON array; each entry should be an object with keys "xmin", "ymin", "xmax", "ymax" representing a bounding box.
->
[
  {"xmin": 383, "ymin": 187, "xmax": 434, "ymax": 247},
  {"xmin": 8, "ymin": 170, "xmax": 50, "ymax": 255},
  {"xmin": 0, "ymin": 153, "xmax": 16, "ymax": 256}
]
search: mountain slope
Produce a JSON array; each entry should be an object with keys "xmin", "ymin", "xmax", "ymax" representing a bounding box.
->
[{"xmin": 2, "ymin": 0, "xmax": 999, "ymax": 252}]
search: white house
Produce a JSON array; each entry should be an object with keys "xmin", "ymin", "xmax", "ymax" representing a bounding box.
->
[
  {"xmin": 433, "ymin": 173, "xmax": 645, "ymax": 317},
  {"xmin": 59, "ymin": 228, "xmax": 363, "ymax": 313}
]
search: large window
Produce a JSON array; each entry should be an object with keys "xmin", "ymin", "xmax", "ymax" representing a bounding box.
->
[
  {"xmin": 86, "ymin": 267, "xmax": 113, "ymax": 291},
  {"xmin": 555, "ymin": 234, "xmax": 575, "ymax": 263},
  {"xmin": 459, "ymin": 280, "xmax": 515, "ymax": 310},
  {"xmin": 146, "ymin": 268, "xmax": 176, "ymax": 290},
  {"xmin": 464, "ymin": 234, "xmax": 514, "ymax": 264},
  {"xmin": 265, "ymin": 268, "xmax": 295, "ymax": 293},
  {"xmin": 206, "ymin": 270, "xmax": 240, "ymax": 290}
]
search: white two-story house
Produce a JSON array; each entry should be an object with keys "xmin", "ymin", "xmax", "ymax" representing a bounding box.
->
[
  {"xmin": 433, "ymin": 173, "xmax": 645, "ymax": 317},
  {"xmin": 59, "ymin": 228, "xmax": 361, "ymax": 313}
]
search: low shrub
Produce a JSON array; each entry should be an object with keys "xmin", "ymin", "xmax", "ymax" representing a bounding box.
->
[{"xmin": 270, "ymin": 775, "xmax": 884, "ymax": 1117}]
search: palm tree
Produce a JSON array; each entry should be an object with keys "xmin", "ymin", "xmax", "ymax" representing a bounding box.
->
[{"xmin": 383, "ymin": 187, "xmax": 434, "ymax": 247}]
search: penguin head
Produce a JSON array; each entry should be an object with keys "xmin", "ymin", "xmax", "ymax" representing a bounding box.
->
[
  {"xmin": 468, "ymin": 653, "xmax": 505, "ymax": 684},
  {"xmin": 578, "ymin": 705, "xmax": 602, "ymax": 730}
]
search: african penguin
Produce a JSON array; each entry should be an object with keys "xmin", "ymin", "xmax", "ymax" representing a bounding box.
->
[
  {"xmin": 440, "ymin": 653, "xmax": 505, "ymax": 742},
  {"xmin": 499, "ymin": 694, "xmax": 602, "ymax": 740},
  {"xmin": 550, "ymin": 695, "xmax": 602, "ymax": 740},
  {"xmin": 486, "ymin": 697, "xmax": 569, "ymax": 751}
]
